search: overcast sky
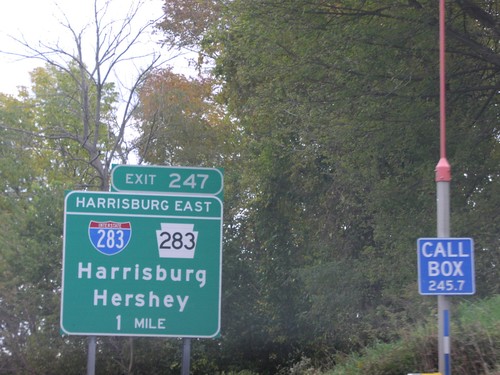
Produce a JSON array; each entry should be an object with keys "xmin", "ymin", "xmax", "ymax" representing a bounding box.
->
[{"xmin": 0, "ymin": 0, "xmax": 178, "ymax": 95}]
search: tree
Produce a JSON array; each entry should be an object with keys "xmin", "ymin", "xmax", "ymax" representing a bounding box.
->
[
  {"xmin": 1, "ymin": 90, "xmax": 88, "ymax": 372},
  {"xmin": 3, "ymin": 0, "xmax": 163, "ymax": 190},
  {"xmin": 0, "ymin": 1, "xmax": 174, "ymax": 372},
  {"xmin": 157, "ymin": 0, "xmax": 221, "ymax": 51},
  {"xmin": 0, "ymin": 49, "xmax": 201, "ymax": 375},
  {"xmin": 134, "ymin": 67, "xmax": 228, "ymax": 166},
  {"xmin": 167, "ymin": 0, "xmax": 500, "ymax": 369}
]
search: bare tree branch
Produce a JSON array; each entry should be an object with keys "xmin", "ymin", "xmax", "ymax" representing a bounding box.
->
[{"xmin": 0, "ymin": 0, "xmax": 169, "ymax": 191}]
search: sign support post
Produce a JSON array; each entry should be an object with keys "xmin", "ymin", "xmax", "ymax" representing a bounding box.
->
[
  {"xmin": 181, "ymin": 338, "xmax": 191, "ymax": 375},
  {"xmin": 436, "ymin": 181, "xmax": 451, "ymax": 375},
  {"xmin": 437, "ymin": 1, "xmax": 451, "ymax": 374},
  {"xmin": 87, "ymin": 336, "xmax": 96, "ymax": 375}
]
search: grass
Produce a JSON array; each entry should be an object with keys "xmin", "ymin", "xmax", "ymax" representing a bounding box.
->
[{"xmin": 322, "ymin": 295, "xmax": 500, "ymax": 375}]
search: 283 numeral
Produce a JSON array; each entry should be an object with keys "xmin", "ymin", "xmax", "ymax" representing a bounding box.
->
[{"xmin": 159, "ymin": 231, "xmax": 196, "ymax": 250}]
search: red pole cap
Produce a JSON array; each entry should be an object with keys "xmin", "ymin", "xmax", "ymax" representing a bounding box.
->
[{"xmin": 435, "ymin": 157, "xmax": 451, "ymax": 182}]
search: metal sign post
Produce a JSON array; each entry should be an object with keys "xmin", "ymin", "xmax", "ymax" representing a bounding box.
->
[
  {"xmin": 181, "ymin": 338, "xmax": 191, "ymax": 375},
  {"xmin": 436, "ymin": 179, "xmax": 451, "ymax": 375},
  {"xmin": 87, "ymin": 336, "xmax": 96, "ymax": 375},
  {"xmin": 418, "ymin": 7, "xmax": 475, "ymax": 375},
  {"xmin": 437, "ymin": 2, "xmax": 451, "ymax": 374}
]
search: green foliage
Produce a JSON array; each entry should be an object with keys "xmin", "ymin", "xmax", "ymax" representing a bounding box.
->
[
  {"xmin": 0, "ymin": 183, "xmax": 88, "ymax": 374},
  {"xmin": 203, "ymin": 0, "xmax": 500, "ymax": 371},
  {"xmin": 327, "ymin": 295, "xmax": 500, "ymax": 375},
  {"xmin": 28, "ymin": 64, "xmax": 118, "ymax": 189},
  {"xmin": 134, "ymin": 68, "xmax": 230, "ymax": 166},
  {"xmin": 452, "ymin": 297, "xmax": 500, "ymax": 374},
  {"xmin": 1, "ymin": 48, "xmax": 144, "ymax": 374}
]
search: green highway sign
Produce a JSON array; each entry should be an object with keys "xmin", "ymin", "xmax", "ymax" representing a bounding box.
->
[
  {"xmin": 61, "ymin": 190, "xmax": 222, "ymax": 338},
  {"xmin": 111, "ymin": 165, "xmax": 223, "ymax": 196}
]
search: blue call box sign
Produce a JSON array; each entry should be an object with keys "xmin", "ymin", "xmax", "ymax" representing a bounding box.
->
[{"xmin": 417, "ymin": 238, "xmax": 475, "ymax": 295}]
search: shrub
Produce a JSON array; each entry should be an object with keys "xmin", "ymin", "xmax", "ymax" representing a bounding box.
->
[{"xmin": 327, "ymin": 296, "xmax": 500, "ymax": 375}]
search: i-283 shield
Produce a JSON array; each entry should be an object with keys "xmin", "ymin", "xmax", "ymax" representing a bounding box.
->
[{"xmin": 89, "ymin": 221, "xmax": 131, "ymax": 256}]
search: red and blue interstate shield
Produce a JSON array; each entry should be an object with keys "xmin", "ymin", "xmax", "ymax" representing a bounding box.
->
[{"xmin": 88, "ymin": 221, "xmax": 132, "ymax": 255}]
